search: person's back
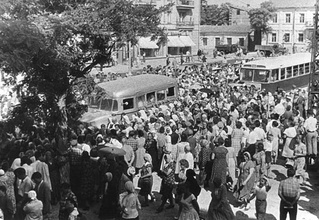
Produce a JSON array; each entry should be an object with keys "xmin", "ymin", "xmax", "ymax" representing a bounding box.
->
[{"xmin": 23, "ymin": 191, "xmax": 43, "ymax": 220}]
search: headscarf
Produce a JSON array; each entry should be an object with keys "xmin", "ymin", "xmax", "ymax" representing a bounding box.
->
[
  {"xmin": 28, "ymin": 190, "xmax": 37, "ymax": 200},
  {"xmin": 144, "ymin": 153, "xmax": 152, "ymax": 165},
  {"xmin": 105, "ymin": 172, "xmax": 113, "ymax": 182},
  {"xmin": 124, "ymin": 181, "xmax": 135, "ymax": 193},
  {"xmin": 11, "ymin": 158, "xmax": 21, "ymax": 170},
  {"xmin": 243, "ymin": 152, "xmax": 251, "ymax": 160}
]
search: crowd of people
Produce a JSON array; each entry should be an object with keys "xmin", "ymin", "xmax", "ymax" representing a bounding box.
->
[{"xmin": 0, "ymin": 58, "xmax": 316, "ymax": 220}]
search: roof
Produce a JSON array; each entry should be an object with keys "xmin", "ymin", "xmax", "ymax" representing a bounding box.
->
[
  {"xmin": 167, "ymin": 36, "xmax": 195, "ymax": 47},
  {"xmin": 200, "ymin": 24, "xmax": 251, "ymax": 35},
  {"xmin": 97, "ymin": 74, "xmax": 177, "ymax": 98},
  {"xmin": 272, "ymin": 0, "xmax": 315, "ymax": 8},
  {"xmin": 242, "ymin": 53, "xmax": 312, "ymax": 69}
]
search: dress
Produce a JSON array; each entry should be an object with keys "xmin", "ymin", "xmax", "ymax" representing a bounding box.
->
[
  {"xmin": 282, "ymin": 127, "xmax": 297, "ymax": 158},
  {"xmin": 211, "ymin": 146, "xmax": 228, "ymax": 185},
  {"xmin": 231, "ymin": 128, "xmax": 244, "ymax": 156},
  {"xmin": 236, "ymin": 160, "xmax": 255, "ymax": 201},
  {"xmin": 0, "ymin": 171, "xmax": 16, "ymax": 213},
  {"xmin": 207, "ymin": 185, "xmax": 235, "ymax": 220},
  {"xmin": 134, "ymin": 137, "xmax": 146, "ymax": 169},
  {"xmin": 227, "ymin": 147, "xmax": 236, "ymax": 182},
  {"xmin": 139, "ymin": 163, "xmax": 153, "ymax": 196},
  {"xmin": 145, "ymin": 139, "xmax": 158, "ymax": 172},
  {"xmin": 178, "ymin": 194, "xmax": 199, "ymax": 220}
]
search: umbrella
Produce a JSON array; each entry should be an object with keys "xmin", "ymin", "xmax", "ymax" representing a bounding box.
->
[
  {"xmin": 98, "ymin": 145, "xmax": 126, "ymax": 157},
  {"xmin": 199, "ymin": 88, "xmax": 214, "ymax": 94}
]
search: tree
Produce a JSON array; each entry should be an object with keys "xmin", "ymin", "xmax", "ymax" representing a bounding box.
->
[
  {"xmin": 0, "ymin": 0, "xmax": 172, "ymax": 138},
  {"xmin": 248, "ymin": 1, "xmax": 276, "ymax": 45},
  {"xmin": 201, "ymin": 3, "xmax": 230, "ymax": 25}
]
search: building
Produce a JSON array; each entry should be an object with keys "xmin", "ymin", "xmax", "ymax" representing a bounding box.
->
[
  {"xmin": 133, "ymin": 0, "xmax": 201, "ymax": 58},
  {"xmin": 199, "ymin": 24, "xmax": 251, "ymax": 55},
  {"xmin": 265, "ymin": 0, "xmax": 316, "ymax": 53}
]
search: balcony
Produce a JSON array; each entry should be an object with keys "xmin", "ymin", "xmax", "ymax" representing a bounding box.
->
[
  {"xmin": 132, "ymin": 0, "xmax": 156, "ymax": 6},
  {"xmin": 176, "ymin": 0, "xmax": 195, "ymax": 10},
  {"xmin": 176, "ymin": 20, "xmax": 194, "ymax": 28}
]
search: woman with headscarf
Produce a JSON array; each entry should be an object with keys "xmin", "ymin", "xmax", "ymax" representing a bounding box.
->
[
  {"xmin": 156, "ymin": 154, "xmax": 175, "ymax": 213},
  {"xmin": 138, "ymin": 153, "xmax": 154, "ymax": 207},
  {"xmin": 207, "ymin": 177, "xmax": 235, "ymax": 220},
  {"xmin": 210, "ymin": 137, "xmax": 229, "ymax": 187},
  {"xmin": 234, "ymin": 151, "xmax": 255, "ymax": 210},
  {"xmin": 119, "ymin": 181, "xmax": 141, "ymax": 220},
  {"xmin": 144, "ymin": 133, "xmax": 158, "ymax": 172},
  {"xmin": 23, "ymin": 190, "xmax": 43, "ymax": 220}
]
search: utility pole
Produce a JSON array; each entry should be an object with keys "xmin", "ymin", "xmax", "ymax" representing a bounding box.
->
[{"xmin": 309, "ymin": 0, "xmax": 319, "ymax": 114}]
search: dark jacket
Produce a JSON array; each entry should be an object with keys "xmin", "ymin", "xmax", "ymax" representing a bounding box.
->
[{"xmin": 35, "ymin": 181, "xmax": 51, "ymax": 215}]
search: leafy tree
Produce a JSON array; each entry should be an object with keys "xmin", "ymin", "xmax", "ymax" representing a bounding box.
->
[
  {"xmin": 201, "ymin": 3, "xmax": 230, "ymax": 25},
  {"xmin": 248, "ymin": 1, "xmax": 276, "ymax": 45},
  {"xmin": 0, "ymin": 0, "xmax": 172, "ymax": 138}
]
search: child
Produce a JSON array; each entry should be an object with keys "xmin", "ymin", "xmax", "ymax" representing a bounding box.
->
[
  {"xmin": 177, "ymin": 182, "xmax": 200, "ymax": 220},
  {"xmin": 264, "ymin": 134, "xmax": 273, "ymax": 177},
  {"xmin": 120, "ymin": 181, "xmax": 141, "ymax": 220},
  {"xmin": 250, "ymin": 177, "xmax": 271, "ymax": 220}
]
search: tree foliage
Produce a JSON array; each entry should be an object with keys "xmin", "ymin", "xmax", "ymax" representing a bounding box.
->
[
  {"xmin": 248, "ymin": 1, "xmax": 276, "ymax": 45},
  {"xmin": 201, "ymin": 3, "xmax": 230, "ymax": 25},
  {"xmin": 0, "ymin": 0, "xmax": 172, "ymax": 137}
]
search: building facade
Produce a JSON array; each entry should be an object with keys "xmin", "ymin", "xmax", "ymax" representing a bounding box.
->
[
  {"xmin": 265, "ymin": 1, "xmax": 316, "ymax": 53},
  {"xmin": 199, "ymin": 24, "xmax": 251, "ymax": 55},
  {"xmin": 134, "ymin": 0, "xmax": 201, "ymax": 57}
]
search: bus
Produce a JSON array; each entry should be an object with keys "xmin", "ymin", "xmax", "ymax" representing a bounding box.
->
[
  {"xmin": 81, "ymin": 74, "xmax": 178, "ymax": 127},
  {"xmin": 240, "ymin": 53, "xmax": 312, "ymax": 92}
]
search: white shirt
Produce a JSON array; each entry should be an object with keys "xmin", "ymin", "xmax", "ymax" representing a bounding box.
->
[
  {"xmin": 254, "ymin": 127, "xmax": 266, "ymax": 141},
  {"xmin": 264, "ymin": 140, "xmax": 273, "ymax": 152},
  {"xmin": 304, "ymin": 116, "xmax": 317, "ymax": 132}
]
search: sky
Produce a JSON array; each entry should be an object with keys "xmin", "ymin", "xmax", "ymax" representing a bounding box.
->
[{"xmin": 205, "ymin": 0, "xmax": 272, "ymax": 8}]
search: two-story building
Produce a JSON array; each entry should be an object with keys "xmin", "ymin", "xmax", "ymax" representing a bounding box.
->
[
  {"xmin": 132, "ymin": 0, "xmax": 200, "ymax": 59},
  {"xmin": 265, "ymin": 0, "xmax": 316, "ymax": 53}
]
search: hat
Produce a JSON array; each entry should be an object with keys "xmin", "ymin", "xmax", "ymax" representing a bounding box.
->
[
  {"xmin": 0, "ymin": 169, "xmax": 4, "ymax": 176},
  {"xmin": 28, "ymin": 190, "xmax": 37, "ymax": 200}
]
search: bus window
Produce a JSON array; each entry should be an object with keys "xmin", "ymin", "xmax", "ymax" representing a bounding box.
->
[
  {"xmin": 299, "ymin": 64, "xmax": 304, "ymax": 75},
  {"xmin": 253, "ymin": 70, "xmax": 268, "ymax": 82},
  {"xmin": 293, "ymin": 65, "xmax": 298, "ymax": 76},
  {"xmin": 123, "ymin": 98, "xmax": 134, "ymax": 110},
  {"xmin": 286, "ymin": 67, "xmax": 292, "ymax": 78},
  {"xmin": 157, "ymin": 90, "xmax": 165, "ymax": 101},
  {"xmin": 137, "ymin": 95, "xmax": 146, "ymax": 108},
  {"xmin": 280, "ymin": 68, "xmax": 285, "ymax": 80},
  {"xmin": 167, "ymin": 87, "xmax": 175, "ymax": 97},
  {"xmin": 241, "ymin": 69, "xmax": 253, "ymax": 81},
  {"xmin": 271, "ymin": 69, "xmax": 279, "ymax": 81},
  {"xmin": 147, "ymin": 92, "xmax": 155, "ymax": 104},
  {"xmin": 100, "ymin": 99, "xmax": 113, "ymax": 111},
  {"xmin": 89, "ymin": 96, "xmax": 100, "ymax": 109},
  {"xmin": 305, "ymin": 63, "xmax": 310, "ymax": 73}
]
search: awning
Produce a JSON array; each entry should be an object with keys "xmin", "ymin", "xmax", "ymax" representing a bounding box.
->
[
  {"xmin": 138, "ymin": 37, "xmax": 159, "ymax": 49},
  {"xmin": 167, "ymin": 36, "xmax": 185, "ymax": 47},
  {"xmin": 179, "ymin": 36, "xmax": 196, "ymax": 47}
]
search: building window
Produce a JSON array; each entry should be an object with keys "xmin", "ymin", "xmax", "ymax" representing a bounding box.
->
[
  {"xmin": 215, "ymin": 37, "xmax": 221, "ymax": 46},
  {"xmin": 239, "ymin": 38, "xmax": 244, "ymax": 46},
  {"xmin": 203, "ymin": 38, "xmax": 208, "ymax": 46},
  {"xmin": 237, "ymin": 9, "xmax": 240, "ymax": 15},
  {"xmin": 300, "ymin": 13, "xmax": 305, "ymax": 23},
  {"xmin": 271, "ymin": 33, "xmax": 277, "ymax": 42},
  {"xmin": 227, "ymin": 38, "xmax": 232, "ymax": 45},
  {"xmin": 298, "ymin": 33, "xmax": 304, "ymax": 42},
  {"xmin": 272, "ymin": 14, "xmax": 277, "ymax": 23},
  {"xmin": 284, "ymin": 33, "xmax": 290, "ymax": 42},
  {"xmin": 286, "ymin": 14, "xmax": 291, "ymax": 23}
]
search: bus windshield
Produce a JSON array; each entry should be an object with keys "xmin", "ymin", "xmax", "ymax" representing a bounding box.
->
[
  {"xmin": 241, "ymin": 69, "xmax": 269, "ymax": 82},
  {"xmin": 89, "ymin": 97, "xmax": 118, "ymax": 111}
]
